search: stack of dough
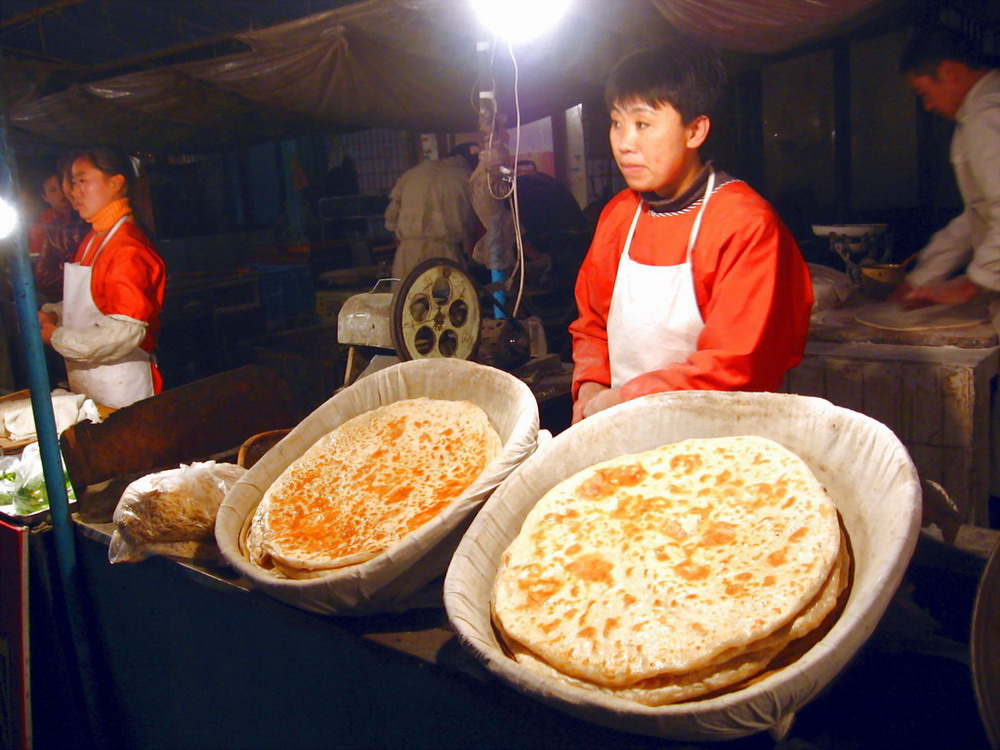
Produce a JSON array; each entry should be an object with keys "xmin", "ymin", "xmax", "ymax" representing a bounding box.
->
[
  {"xmin": 491, "ymin": 435, "xmax": 848, "ymax": 706},
  {"xmin": 246, "ymin": 397, "xmax": 502, "ymax": 578}
]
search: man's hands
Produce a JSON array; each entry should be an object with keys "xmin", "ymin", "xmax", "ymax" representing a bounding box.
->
[
  {"xmin": 572, "ymin": 382, "xmax": 623, "ymax": 424},
  {"xmin": 890, "ymin": 275, "xmax": 982, "ymax": 309}
]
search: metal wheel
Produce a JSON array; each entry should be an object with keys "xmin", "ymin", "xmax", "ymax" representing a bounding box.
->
[{"xmin": 391, "ymin": 258, "xmax": 481, "ymax": 361}]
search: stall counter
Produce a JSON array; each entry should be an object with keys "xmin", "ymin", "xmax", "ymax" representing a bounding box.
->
[{"xmin": 38, "ymin": 516, "xmax": 990, "ymax": 750}]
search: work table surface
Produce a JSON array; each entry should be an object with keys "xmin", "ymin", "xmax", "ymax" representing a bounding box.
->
[{"xmin": 808, "ymin": 295, "xmax": 998, "ymax": 349}]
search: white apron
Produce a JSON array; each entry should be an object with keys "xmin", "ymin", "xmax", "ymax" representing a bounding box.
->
[
  {"xmin": 62, "ymin": 215, "xmax": 154, "ymax": 409},
  {"xmin": 608, "ymin": 169, "xmax": 715, "ymax": 387}
]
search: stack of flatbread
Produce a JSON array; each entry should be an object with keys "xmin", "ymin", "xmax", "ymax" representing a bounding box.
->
[
  {"xmin": 244, "ymin": 397, "xmax": 502, "ymax": 579},
  {"xmin": 491, "ymin": 435, "xmax": 849, "ymax": 706}
]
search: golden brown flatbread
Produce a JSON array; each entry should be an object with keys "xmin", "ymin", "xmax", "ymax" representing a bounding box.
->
[
  {"xmin": 492, "ymin": 436, "xmax": 841, "ymax": 689},
  {"xmin": 496, "ymin": 542, "xmax": 848, "ymax": 706},
  {"xmin": 246, "ymin": 397, "xmax": 501, "ymax": 577}
]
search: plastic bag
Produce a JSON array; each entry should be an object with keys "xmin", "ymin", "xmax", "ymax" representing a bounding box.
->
[
  {"xmin": 0, "ymin": 456, "xmax": 19, "ymax": 502},
  {"xmin": 109, "ymin": 461, "xmax": 246, "ymax": 564},
  {"xmin": 2, "ymin": 442, "xmax": 77, "ymax": 515}
]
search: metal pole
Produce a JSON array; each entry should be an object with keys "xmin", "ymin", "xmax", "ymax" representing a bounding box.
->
[{"xmin": 0, "ymin": 109, "xmax": 107, "ymax": 747}]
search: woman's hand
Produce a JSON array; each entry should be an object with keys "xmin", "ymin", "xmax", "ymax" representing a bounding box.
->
[
  {"xmin": 39, "ymin": 320, "xmax": 56, "ymax": 345},
  {"xmin": 573, "ymin": 382, "xmax": 623, "ymax": 423},
  {"xmin": 572, "ymin": 382, "xmax": 604, "ymax": 424},
  {"xmin": 38, "ymin": 309, "xmax": 58, "ymax": 344}
]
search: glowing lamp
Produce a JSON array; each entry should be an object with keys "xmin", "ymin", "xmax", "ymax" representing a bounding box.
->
[
  {"xmin": 470, "ymin": 0, "xmax": 572, "ymax": 44},
  {"xmin": 0, "ymin": 197, "xmax": 17, "ymax": 240}
]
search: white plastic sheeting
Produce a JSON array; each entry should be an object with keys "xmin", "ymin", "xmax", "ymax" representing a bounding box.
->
[
  {"xmin": 214, "ymin": 357, "xmax": 539, "ymax": 616},
  {"xmin": 6, "ymin": 0, "xmax": 893, "ymax": 154},
  {"xmin": 444, "ymin": 390, "xmax": 921, "ymax": 742}
]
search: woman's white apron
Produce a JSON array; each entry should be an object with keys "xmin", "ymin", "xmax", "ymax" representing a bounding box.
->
[
  {"xmin": 62, "ymin": 215, "xmax": 153, "ymax": 408},
  {"xmin": 607, "ymin": 169, "xmax": 715, "ymax": 388}
]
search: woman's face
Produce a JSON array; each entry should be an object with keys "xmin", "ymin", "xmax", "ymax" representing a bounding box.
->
[
  {"xmin": 70, "ymin": 157, "xmax": 125, "ymax": 222},
  {"xmin": 42, "ymin": 175, "xmax": 70, "ymax": 212},
  {"xmin": 609, "ymin": 98, "xmax": 708, "ymax": 199}
]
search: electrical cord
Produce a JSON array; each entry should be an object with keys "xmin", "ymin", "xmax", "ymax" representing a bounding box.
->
[{"xmin": 476, "ymin": 38, "xmax": 527, "ymax": 318}]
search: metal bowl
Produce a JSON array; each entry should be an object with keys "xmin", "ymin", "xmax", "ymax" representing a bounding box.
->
[
  {"xmin": 812, "ymin": 223, "xmax": 889, "ymax": 238},
  {"xmin": 860, "ymin": 263, "xmax": 907, "ymax": 285}
]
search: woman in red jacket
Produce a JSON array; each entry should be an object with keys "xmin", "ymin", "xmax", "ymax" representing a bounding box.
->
[
  {"xmin": 570, "ymin": 41, "xmax": 813, "ymax": 423},
  {"xmin": 38, "ymin": 145, "xmax": 166, "ymax": 408},
  {"xmin": 30, "ymin": 170, "xmax": 88, "ymax": 304}
]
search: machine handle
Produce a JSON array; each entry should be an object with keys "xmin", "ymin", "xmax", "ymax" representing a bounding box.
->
[{"xmin": 369, "ymin": 278, "xmax": 398, "ymax": 294}]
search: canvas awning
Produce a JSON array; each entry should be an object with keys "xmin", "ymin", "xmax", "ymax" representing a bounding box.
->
[{"xmin": 3, "ymin": 0, "xmax": 898, "ymax": 155}]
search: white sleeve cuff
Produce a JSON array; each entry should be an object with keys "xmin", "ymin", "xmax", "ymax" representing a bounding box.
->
[
  {"xmin": 40, "ymin": 301, "xmax": 63, "ymax": 323},
  {"xmin": 51, "ymin": 314, "xmax": 148, "ymax": 364}
]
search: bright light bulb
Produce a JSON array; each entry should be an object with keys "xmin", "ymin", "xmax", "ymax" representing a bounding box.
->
[
  {"xmin": 0, "ymin": 198, "xmax": 17, "ymax": 240},
  {"xmin": 470, "ymin": 0, "xmax": 572, "ymax": 44}
]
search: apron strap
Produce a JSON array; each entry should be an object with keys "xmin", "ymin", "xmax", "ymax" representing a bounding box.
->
[
  {"xmin": 686, "ymin": 167, "xmax": 716, "ymax": 261},
  {"xmin": 622, "ymin": 167, "xmax": 717, "ymax": 266},
  {"xmin": 80, "ymin": 214, "xmax": 130, "ymax": 266},
  {"xmin": 623, "ymin": 199, "xmax": 644, "ymax": 255}
]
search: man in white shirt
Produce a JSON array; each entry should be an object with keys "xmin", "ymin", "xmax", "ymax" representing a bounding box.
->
[
  {"xmin": 383, "ymin": 143, "xmax": 482, "ymax": 283},
  {"xmin": 895, "ymin": 26, "xmax": 1000, "ymax": 307}
]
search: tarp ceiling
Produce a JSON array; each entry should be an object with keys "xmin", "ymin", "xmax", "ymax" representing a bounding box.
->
[{"xmin": 3, "ymin": 0, "xmax": 901, "ymax": 156}]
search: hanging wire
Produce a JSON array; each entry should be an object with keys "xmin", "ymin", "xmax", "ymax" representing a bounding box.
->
[
  {"xmin": 506, "ymin": 40, "xmax": 526, "ymax": 318},
  {"xmin": 476, "ymin": 37, "xmax": 527, "ymax": 318},
  {"xmin": 469, "ymin": 39, "xmax": 497, "ymax": 117},
  {"xmin": 481, "ymin": 39, "xmax": 514, "ymax": 202}
]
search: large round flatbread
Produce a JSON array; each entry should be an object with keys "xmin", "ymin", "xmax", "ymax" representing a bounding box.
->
[
  {"xmin": 246, "ymin": 398, "xmax": 502, "ymax": 577},
  {"xmin": 497, "ymin": 533, "xmax": 850, "ymax": 706},
  {"xmin": 492, "ymin": 436, "xmax": 841, "ymax": 688},
  {"xmin": 855, "ymin": 298, "xmax": 992, "ymax": 331}
]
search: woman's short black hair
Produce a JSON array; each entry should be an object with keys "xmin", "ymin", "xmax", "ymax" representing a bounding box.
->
[{"xmin": 604, "ymin": 38, "xmax": 728, "ymax": 124}]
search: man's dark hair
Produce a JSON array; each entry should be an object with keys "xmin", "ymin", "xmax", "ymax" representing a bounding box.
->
[
  {"xmin": 604, "ymin": 38, "xmax": 728, "ymax": 124},
  {"xmin": 899, "ymin": 26, "xmax": 987, "ymax": 76},
  {"xmin": 448, "ymin": 142, "xmax": 480, "ymax": 171}
]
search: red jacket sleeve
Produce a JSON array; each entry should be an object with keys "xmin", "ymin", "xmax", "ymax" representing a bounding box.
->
[
  {"xmin": 84, "ymin": 223, "xmax": 166, "ymax": 353},
  {"xmin": 568, "ymin": 193, "xmax": 637, "ymax": 398}
]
